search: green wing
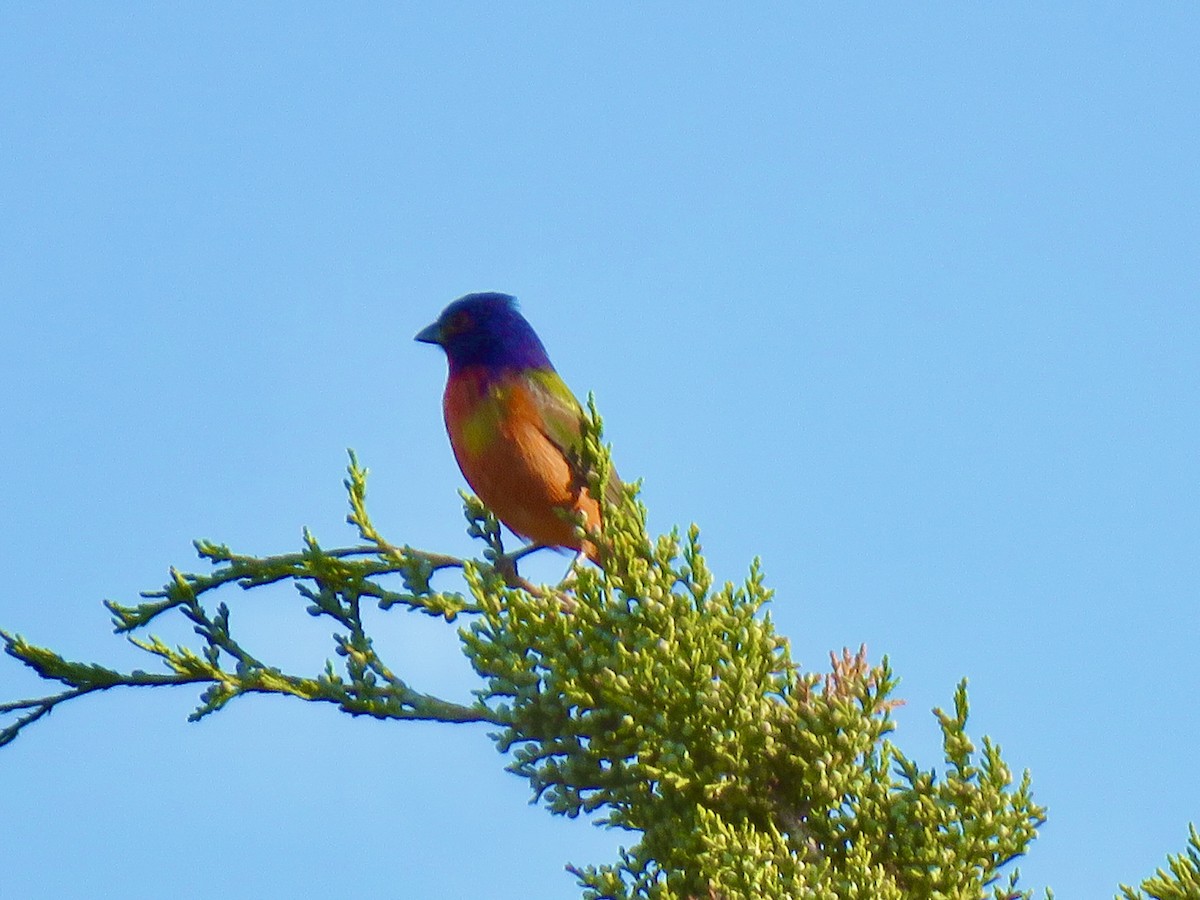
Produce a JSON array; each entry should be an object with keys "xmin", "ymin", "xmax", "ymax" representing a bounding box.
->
[{"xmin": 526, "ymin": 368, "xmax": 624, "ymax": 504}]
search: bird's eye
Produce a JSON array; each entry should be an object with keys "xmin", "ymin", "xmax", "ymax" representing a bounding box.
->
[{"xmin": 444, "ymin": 310, "xmax": 472, "ymax": 337}]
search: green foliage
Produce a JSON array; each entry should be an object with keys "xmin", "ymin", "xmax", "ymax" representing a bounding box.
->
[
  {"xmin": 462, "ymin": 415, "xmax": 1045, "ymax": 898},
  {"xmin": 1120, "ymin": 826, "xmax": 1200, "ymax": 900},
  {"xmin": 1, "ymin": 414, "xmax": 1058, "ymax": 898}
]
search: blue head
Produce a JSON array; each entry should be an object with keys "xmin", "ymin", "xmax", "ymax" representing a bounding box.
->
[{"xmin": 415, "ymin": 293, "xmax": 554, "ymax": 374}]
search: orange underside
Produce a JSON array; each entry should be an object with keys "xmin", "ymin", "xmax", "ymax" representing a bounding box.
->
[{"xmin": 444, "ymin": 370, "xmax": 601, "ymax": 559}]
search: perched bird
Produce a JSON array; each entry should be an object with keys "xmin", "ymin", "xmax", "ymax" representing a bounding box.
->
[{"xmin": 415, "ymin": 292, "xmax": 620, "ymax": 562}]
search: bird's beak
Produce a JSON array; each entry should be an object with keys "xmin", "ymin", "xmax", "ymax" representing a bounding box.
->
[{"xmin": 414, "ymin": 320, "xmax": 442, "ymax": 345}]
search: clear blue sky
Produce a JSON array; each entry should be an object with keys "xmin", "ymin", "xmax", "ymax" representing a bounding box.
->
[{"xmin": 2, "ymin": 5, "xmax": 1197, "ymax": 898}]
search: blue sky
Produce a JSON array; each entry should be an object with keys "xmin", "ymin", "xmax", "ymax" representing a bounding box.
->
[{"xmin": 2, "ymin": 5, "xmax": 1197, "ymax": 898}]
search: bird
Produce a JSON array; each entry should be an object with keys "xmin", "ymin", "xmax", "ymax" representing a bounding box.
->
[{"xmin": 415, "ymin": 292, "xmax": 621, "ymax": 563}]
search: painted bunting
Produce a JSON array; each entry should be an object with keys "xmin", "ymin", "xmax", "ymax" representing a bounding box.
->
[{"xmin": 415, "ymin": 292, "xmax": 620, "ymax": 562}]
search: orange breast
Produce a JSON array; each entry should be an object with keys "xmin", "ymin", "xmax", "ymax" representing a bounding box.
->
[{"xmin": 443, "ymin": 369, "xmax": 601, "ymax": 556}]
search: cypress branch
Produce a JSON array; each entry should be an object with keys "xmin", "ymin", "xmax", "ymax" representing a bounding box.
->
[{"xmin": 14, "ymin": 411, "xmax": 1179, "ymax": 898}]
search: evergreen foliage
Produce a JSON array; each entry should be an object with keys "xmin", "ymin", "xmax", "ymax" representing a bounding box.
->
[
  {"xmin": 1120, "ymin": 827, "xmax": 1200, "ymax": 900},
  {"xmin": 0, "ymin": 408, "xmax": 1188, "ymax": 898}
]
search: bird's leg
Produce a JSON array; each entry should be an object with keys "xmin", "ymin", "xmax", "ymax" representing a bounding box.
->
[
  {"xmin": 551, "ymin": 548, "xmax": 589, "ymax": 599},
  {"xmin": 551, "ymin": 504, "xmax": 600, "ymax": 591},
  {"xmin": 494, "ymin": 542, "xmax": 547, "ymax": 584},
  {"xmin": 494, "ymin": 543, "xmax": 578, "ymax": 610},
  {"xmin": 565, "ymin": 549, "xmax": 586, "ymax": 581},
  {"xmin": 494, "ymin": 557, "xmax": 544, "ymax": 595},
  {"xmin": 509, "ymin": 543, "xmax": 550, "ymax": 569},
  {"xmin": 491, "ymin": 543, "xmax": 557, "ymax": 596}
]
